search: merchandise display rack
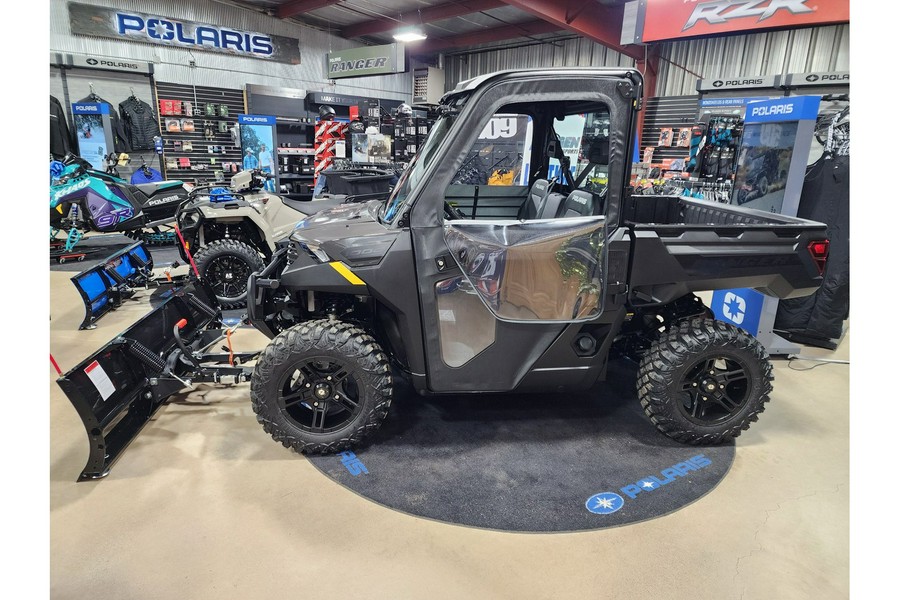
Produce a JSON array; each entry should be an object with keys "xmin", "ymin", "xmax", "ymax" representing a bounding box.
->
[{"xmin": 155, "ymin": 81, "xmax": 246, "ymax": 185}]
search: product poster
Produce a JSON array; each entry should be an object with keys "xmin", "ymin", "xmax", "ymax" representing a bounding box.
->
[
  {"xmin": 73, "ymin": 113, "xmax": 107, "ymax": 170},
  {"xmin": 733, "ymin": 121, "xmax": 798, "ymax": 213},
  {"xmin": 239, "ymin": 115, "xmax": 277, "ymax": 191}
]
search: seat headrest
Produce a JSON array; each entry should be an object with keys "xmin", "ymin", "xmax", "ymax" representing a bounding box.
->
[{"xmin": 560, "ymin": 190, "xmax": 596, "ymax": 218}]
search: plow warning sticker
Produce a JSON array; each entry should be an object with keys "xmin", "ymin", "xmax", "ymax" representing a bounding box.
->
[{"xmin": 85, "ymin": 360, "xmax": 115, "ymax": 401}]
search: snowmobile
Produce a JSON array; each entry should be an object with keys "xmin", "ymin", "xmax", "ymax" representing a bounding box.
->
[{"xmin": 50, "ymin": 154, "xmax": 191, "ymax": 252}]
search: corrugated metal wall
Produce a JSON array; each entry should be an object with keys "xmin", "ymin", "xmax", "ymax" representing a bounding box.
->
[
  {"xmin": 444, "ymin": 24, "xmax": 848, "ymax": 97},
  {"xmin": 656, "ymin": 24, "xmax": 849, "ymax": 96},
  {"xmin": 444, "ymin": 37, "xmax": 636, "ymax": 90},
  {"xmin": 50, "ymin": 0, "xmax": 413, "ymax": 100}
]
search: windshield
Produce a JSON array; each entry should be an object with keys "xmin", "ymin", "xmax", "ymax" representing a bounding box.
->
[{"xmin": 382, "ymin": 111, "xmax": 458, "ymax": 223}]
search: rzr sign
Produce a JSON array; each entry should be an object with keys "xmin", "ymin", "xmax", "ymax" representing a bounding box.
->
[
  {"xmin": 640, "ymin": 0, "xmax": 849, "ymax": 43},
  {"xmin": 683, "ymin": 0, "xmax": 813, "ymax": 31}
]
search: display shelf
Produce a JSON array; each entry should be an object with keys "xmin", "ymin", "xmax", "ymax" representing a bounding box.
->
[{"xmin": 155, "ymin": 81, "xmax": 245, "ymax": 185}]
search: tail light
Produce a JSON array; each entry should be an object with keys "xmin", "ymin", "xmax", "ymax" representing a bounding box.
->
[{"xmin": 807, "ymin": 240, "xmax": 829, "ymax": 276}]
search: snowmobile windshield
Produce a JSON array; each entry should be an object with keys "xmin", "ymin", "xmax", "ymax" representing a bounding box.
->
[{"xmin": 381, "ymin": 109, "xmax": 458, "ymax": 224}]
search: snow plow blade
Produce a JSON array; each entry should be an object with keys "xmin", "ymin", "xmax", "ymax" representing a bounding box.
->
[
  {"xmin": 56, "ymin": 280, "xmax": 257, "ymax": 481},
  {"xmin": 70, "ymin": 242, "xmax": 154, "ymax": 330}
]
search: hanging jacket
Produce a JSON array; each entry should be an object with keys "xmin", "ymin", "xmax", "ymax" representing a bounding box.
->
[
  {"xmin": 119, "ymin": 96, "xmax": 160, "ymax": 151},
  {"xmin": 130, "ymin": 166, "xmax": 164, "ymax": 184},
  {"xmin": 76, "ymin": 94, "xmax": 130, "ymax": 153},
  {"xmin": 50, "ymin": 95, "xmax": 73, "ymax": 158}
]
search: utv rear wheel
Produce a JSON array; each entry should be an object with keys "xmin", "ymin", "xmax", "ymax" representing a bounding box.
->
[
  {"xmin": 250, "ymin": 320, "xmax": 393, "ymax": 455},
  {"xmin": 194, "ymin": 239, "xmax": 265, "ymax": 309},
  {"xmin": 637, "ymin": 318, "xmax": 773, "ymax": 445}
]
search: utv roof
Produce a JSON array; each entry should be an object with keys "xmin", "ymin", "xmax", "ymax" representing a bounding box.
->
[{"xmin": 443, "ymin": 67, "xmax": 642, "ymax": 103}]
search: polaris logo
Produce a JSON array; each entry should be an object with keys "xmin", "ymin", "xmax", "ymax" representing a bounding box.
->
[
  {"xmin": 77, "ymin": 105, "xmax": 99, "ymax": 112},
  {"xmin": 750, "ymin": 103, "xmax": 794, "ymax": 117},
  {"xmin": 806, "ymin": 73, "xmax": 849, "ymax": 82},
  {"xmin": 242, "ymin": 117, "xmax": 269, "ymax": 123},
  {"xmin": 116, "ymin": 13, "xmax": 274, "ymax": 56},
  {"xmin": 145, "ymin": 194, "xmax": 182, "ymax": 206},
  {"xmin": 720, "ymin": 78, "xmax": 764, "ymax": 86},
  {"xmin": 85, "ymin": 57, "xmax": 139, "ymax": 69},
  {"xmin": 684, "ymin": 0, "xmax": 814, "ymax": 31}
]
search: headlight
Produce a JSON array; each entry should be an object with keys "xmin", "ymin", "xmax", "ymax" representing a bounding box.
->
[{"xmin": 303, "ymin": 242, "xmax": 330, "ymax": 263}]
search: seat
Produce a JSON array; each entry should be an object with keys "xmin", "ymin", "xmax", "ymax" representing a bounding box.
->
[
  {"xmin": 518, "ymin": 178, "xmax": 550, "ymax": 220},
  {"xmin": 556, "ymin": 190, "xmax": 598, "ymax": 218},
  {"xmin": 134, "ymin": 181, "xmax": 184, "ymax": 200}
]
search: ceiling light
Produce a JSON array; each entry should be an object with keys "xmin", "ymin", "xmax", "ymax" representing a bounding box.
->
[{"xmin": 393, "ymin": 28, "xmax": 427, "ymax": 43}]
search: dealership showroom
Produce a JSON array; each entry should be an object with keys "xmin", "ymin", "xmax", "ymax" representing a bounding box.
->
[{"xmin": 27, "ymin": 0, "xmax": 888, "ymax": 597}]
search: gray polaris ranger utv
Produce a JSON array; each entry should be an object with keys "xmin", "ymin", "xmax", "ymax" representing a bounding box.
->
[
  {"xmin": 55, "ymin": 68, "xmax": 831, "ymax": 481},
  {"xmin": 245, "ymin": 68, "xmax": 830, "ymax": 455}
]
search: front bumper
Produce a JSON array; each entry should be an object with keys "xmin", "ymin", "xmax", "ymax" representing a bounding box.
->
[{"xmin": 247, "ymin": 248, "xmax": 289, "ymax": 339}]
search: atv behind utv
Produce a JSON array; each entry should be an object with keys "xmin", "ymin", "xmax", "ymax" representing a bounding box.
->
[
  {"xmin": 246, "ymin": 68, "xmax": 830, "ymax": 454},
  {"xmin": 56, "ymin": 68, "xmax": 831, "ymax": 481},
  {"xmin": 174, "ymin": 170, "xmax": 349, "ymax": 308}
]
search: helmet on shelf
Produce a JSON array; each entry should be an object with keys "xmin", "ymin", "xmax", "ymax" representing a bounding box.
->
[
  {"xmin": 318, "ymin": 105, "xmax": 336, "ymax": 120},
  {"xmin": 396, "ymin": 103, "xmax": 413, "ymax": 117}
]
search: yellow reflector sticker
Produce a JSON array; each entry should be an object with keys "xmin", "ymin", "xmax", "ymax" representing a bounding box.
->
[
  {"xmin": 56, "ymin": 205, "xmax": 63, "ymax": 214},
  {"xmin": 329, "ymin": 261, "xmax": 365, "ymax": 285}
]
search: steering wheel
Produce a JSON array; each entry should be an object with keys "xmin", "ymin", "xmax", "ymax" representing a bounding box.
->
[{"xmin": 444, "ymin": 201, "xmax": 466, "ymax": 220}]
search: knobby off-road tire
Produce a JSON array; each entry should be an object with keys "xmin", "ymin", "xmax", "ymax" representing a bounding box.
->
[
  {"xmin": 250, "ymin": 320, "xmax": 393, "ymax": 455},
  {"xmin": 193, "ymin": 239, "xmax": 265, "ymax": 309},
  {"xmin": 637, "ymin": 318, "xmax": 774, "ymax": 445}
]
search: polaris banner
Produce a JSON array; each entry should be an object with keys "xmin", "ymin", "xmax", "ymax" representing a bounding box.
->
[
  {"xmin": 634, "ymin": 0, "xmax": 849, "ymax": 43},
  {"xmin": 67, "ymin": 2, "xmax": 302, "ymax": 64},
  {"xmin": 238, "ymin": 115, "xmax": 277, "ymax": 126},
  {"xmin": 326, "ymin": 44, "xmax": 406, "ymax": 80},
  {"xmin": 697, "ymin": 75, "xmax": 779, "ymax": 92},
  {"xmin": 783, "ymin": 71, "xmax": 850, "ymax": 87},
  {"xmin": 744, "ymin": 96, "xmax": 821, "ymax": 124}
]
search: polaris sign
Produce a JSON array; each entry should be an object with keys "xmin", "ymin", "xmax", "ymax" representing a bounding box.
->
[
  {"xmin": 744, "ymin": 96, "xmax": 821, "ymax": 124},
  {"xmin": 783, "ymin": 71, "xmax": 850, "ymax": 87},
  {"xmin": 67, "ymin": 2, "xmax": 302, "ymax": 64},
  {"xmin": 238, "ymin": 115, "xmax": 277, "ymax": 126},
  {"xmin": 697, "ymin": 75, "xmax": 778, "ymax": 92}
]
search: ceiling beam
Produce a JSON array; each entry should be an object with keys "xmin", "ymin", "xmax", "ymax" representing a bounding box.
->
[
  {"xmin": 276, "ymin": 0, "xmax": 334, "ymax": 20},
  {"xmin": 411, "ymin": 19, "xmax": 562, "ymax": 54},
  {"xmin": 341, "ymin": 0, "xmax": 506, "ymax": 39},
  {"xmin": 498, "ymin": 0, "xmax": 643, "ymax": 60}
]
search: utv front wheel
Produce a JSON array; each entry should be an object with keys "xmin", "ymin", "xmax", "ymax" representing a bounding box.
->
[
  {"xmin": 193, "ymin": 239, "xmax": 265, "ymax": 309},
  {"xmin": 637, "ymin": 318, "xmax": 773, "ymax": 445},
  {"xmin": 250, "ymin": 320, "xmax": 393, "ymax": 455}
]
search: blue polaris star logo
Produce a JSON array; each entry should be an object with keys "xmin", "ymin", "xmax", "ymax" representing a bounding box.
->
[{"xmin": 585, "ymin": 492, "xmax": 624, "ymax": 515}]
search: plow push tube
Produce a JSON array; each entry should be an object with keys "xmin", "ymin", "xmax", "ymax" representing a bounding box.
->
[{"xmin": 56, "ymin": 280, "xmax": 258, "ymax": 481}]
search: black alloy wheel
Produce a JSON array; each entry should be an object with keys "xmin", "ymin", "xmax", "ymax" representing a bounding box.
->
[
  {"xmin": 276, "ymin": 356, "xmax": 363, "ymax": 434},
  {"xmin": 676, "ymin": 356, "xmax": 750, "ymax": 424},
  {"xmin": 208, "ymin": 254, "xmax": 254, "ymax": 300}
]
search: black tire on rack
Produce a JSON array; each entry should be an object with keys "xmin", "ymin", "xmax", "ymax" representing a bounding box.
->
[
  {"xmin": 250, "ymin": 319, "xmax": 393, "ymax": 455},
  {"xmin": 637, "ymin": 318, "xmax": 774, "ymax": 445},
  {"xmin": 193, "ymin": 239, "xmax": 265, "ymax": 309}
]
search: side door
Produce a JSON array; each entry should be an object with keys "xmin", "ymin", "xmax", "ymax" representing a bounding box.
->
[{"xmin": 407, "ymin": 74, "xmax": 636, "ymax": 393}]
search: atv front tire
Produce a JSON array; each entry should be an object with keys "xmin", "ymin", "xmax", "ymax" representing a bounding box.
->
[
  {"xmin": 250, "ymin": 320, "xmax": 393, "ymax": 455},
  {"xmin": 637, "ymin": 318, "xmax": 773, "ymax": 445},
  {"xmin": 193, "ymin": 239, "xmax": 265, "ymax": 309}
]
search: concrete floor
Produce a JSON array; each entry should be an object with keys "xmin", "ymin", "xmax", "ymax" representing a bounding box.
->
[{"xmin": 50, "ymin": 272, "xmax": 849, "ymax": 599}]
